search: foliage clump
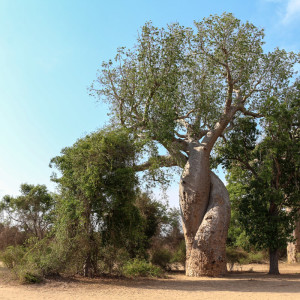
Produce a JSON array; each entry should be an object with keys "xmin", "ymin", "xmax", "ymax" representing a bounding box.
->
[
  {"xmin": 122, "ymin": 259, "xmax": 164, "ymax": 278},
  {"xmin": 218, "ymin": 80, "xmax": 300, "ymax": 274}
]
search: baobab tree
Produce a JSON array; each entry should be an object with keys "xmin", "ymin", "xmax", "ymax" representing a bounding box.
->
[{"xmin": 90, "ymin": 13, "xmax": 298, "ymax": 276}]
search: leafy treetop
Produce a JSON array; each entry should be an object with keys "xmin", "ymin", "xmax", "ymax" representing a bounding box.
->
[{"xmin": 90, "ymin": 13, "xmax": 298, "ymax": 169}]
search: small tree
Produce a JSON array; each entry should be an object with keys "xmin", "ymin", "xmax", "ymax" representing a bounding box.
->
[
  {"xmin": 216, "ymin": 82, "xmax": 300, "ymax": 274},
  {"xmin": 0, "ymin": 223, "xmax": 27, "ymax": 250},
  {"xmin": 90, "ymin": 13, "xmax": 298, "ymax": 276},
  {"xmin": 0, "ymin": 184, "xmax": 55, "ymax": 240},
  {"xmin": 50, "ymin": 127, "xmax": 146, "ymax": 276}
]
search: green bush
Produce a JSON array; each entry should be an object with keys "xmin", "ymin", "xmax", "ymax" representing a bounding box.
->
[
  {"xmin": 98, "ymin": 246, "xmax": 130, "ymax": 275},
  {"xmin": 122, "ymin": 259, "xmax": 163, "ymax": 278},
  {"xmin": 23, "ymin": 272, "xmax": 42, "ymax": 283},
  {"xmin": 151, "ymin": 248, "xmax": 172, "ymax": 270},
  {"xmin": 0, "ymin": 244, "xmax": 43, "ymax": 283},
  {"xmin": 15, "ymin": 267, "xmax": 43, "ymax": 284},
  {"xmin": 226, "ymin": 247, "xmax": 248, "ymax": 270},
  {"xmin": 171, "ymin": 240, "xmax": 186, "ymax": 266},
  {"xmin": 244, "ymin": 251, "xmax": 267, "ymax": 264},
  {"xmin": 0, "ymin": 245, "xmax": 25, "ymax": 269},
  {"xmin": 226, "ymin": 247, "xmax": 267, "ymax": 270}
]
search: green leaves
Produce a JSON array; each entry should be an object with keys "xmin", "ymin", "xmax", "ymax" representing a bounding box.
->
[
  {"xmin": 90, "ymin": 13, "xmax": 298, "ymax": 167},
  {"xmin": 221, "ymin": 82, "xmax": 300, "ymax": 252},
  {"xmin": 0, "ymin": 184, "xmax": 55, "ymax": 239},
  {"xmin": 51, "ymin": 127, "xmax": 137, "ymax": 203}
]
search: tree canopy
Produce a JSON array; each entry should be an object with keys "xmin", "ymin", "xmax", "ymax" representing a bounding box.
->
[
  {"xmin": 0, "ymin": 184, "xmax": 55, "ymax": 240},
  {"xmin": 90, "ymin": 12, "xmax": 299, "ymax": 276},
  {"xmin": 216, "ymin": 79, "xmax": 300, "ymax": 273},
  {"xmin": 90, "ymin": 13, "xmax": 298, "ymax": 170}
]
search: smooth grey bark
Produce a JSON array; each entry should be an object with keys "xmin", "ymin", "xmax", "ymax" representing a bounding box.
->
[{"xmin": 180, "ymin": 144, "xmax": 231, "ymax": 277}]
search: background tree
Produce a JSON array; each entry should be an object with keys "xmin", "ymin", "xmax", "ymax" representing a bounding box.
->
[
  {"xmin": 0, "ymin": 184, "xmax": 55, "ymax": 240},
  {"xmin": 50, "ymin": 127, "xmax": 145, "ymax": 276},
  {"xmin": 216, "ymin": 82, "xmax": 300, "ymax": 274},
  {"xmin": 135, "ymin": 192, "xmax": 184, "ymax": 269},
  {"xmin": 90, "ymin": 13, "xmax": 298, "ymax": 276},
  {"xmin": 0, "ymin": 223, "xmax": 26, "ymax": 250}
]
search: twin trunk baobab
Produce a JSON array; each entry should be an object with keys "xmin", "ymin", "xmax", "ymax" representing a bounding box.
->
[{"xmin": 92, "ymin": 13, "xmax": 298, "ymax": 276}]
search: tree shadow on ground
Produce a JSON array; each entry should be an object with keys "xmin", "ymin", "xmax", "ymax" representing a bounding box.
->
[
  {"xmin": 2, "ymin": 264, "xmax": 300, "ymax": 294},
  {"xmin": 44, "ymin": 270, "xmax": 300, "ymax": 294}
]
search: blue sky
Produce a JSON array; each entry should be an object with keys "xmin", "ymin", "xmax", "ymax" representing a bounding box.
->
[{"xmin": 0, "ymin": 0, "xmax": 299, "ymax": 207}]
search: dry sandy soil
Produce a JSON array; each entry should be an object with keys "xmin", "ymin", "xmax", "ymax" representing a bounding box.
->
[{"xmin": 1, "ymin": 262, "xmax": 300, "ymax": 300}]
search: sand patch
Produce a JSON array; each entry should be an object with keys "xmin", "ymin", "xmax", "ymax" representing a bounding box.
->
[{"xmin": 1, "ymin": 263, "xmax": 300, "ymax": 300}]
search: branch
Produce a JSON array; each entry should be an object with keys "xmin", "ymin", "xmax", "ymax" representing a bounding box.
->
[
  {"xmin": 222, "ymin": 120, "xmax": 235, "ymax": 135},
  {"xmin": 202, "ymin": 105, "xmax": 239, "ymax": 151},
  {"xmin": 241, "ymin": 77, "xmax": 263, "ymax": 104},
  {"xmin": 133, "ymin": 155, "xmax": 180, "ymax": 172},
  {"xmin": 143, "ymin": 83, "xmax": 159, "ymax": 122},
  {"xmin": 238, "ymin": 106, "xmax": 263, "ymax": 118},
  {"xmin": 198, "ymin": 46, "xmax": 227, "ymax": 68},
  {"xmin": 233, "ymin": 157, "xmax": 259, "ymax": 179},
  {"xmin": 107, "ymin": 70, "xmax": 125, "ymax": 124},
  {"xmin": 174, "ymin": 130, "xmax": 187, "ymax": 139},
  {"xmin": 172, "ymin": 137, "xmax": 189, "ymax": 153},
  {"xmin": 194, "ymin": 129, "xmax": 209, "ymax": 141},
  {"xmin": 176, "ymin": 109, "xmax": 198, "ymax": 120}
]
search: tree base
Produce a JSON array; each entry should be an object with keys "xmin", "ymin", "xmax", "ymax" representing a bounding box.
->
[{"xmin": 185, "ymin": 172, "xmax": 231, "ymax": 277}]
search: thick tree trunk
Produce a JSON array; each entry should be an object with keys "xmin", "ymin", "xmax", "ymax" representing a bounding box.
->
[
  {"xmin": 180, "ymin": 145, "xmax": 231, "ymax": 277},
  {"xmin": 269, "ymin": 249, "xmax": 280, "ymax": 275},
  {"xmin": 287, "ymin": 242, "xmax": 297, "ymax": 263}
]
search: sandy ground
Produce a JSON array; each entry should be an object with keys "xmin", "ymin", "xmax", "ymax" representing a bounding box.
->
[{"xmin": 1, "ymin": 263, "xmax": 300, "ymax": 300}]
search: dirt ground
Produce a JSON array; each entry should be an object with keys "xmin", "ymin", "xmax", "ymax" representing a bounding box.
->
[{"xmin": 1, "ymin": 262, "xmax": 300, "ymax": 300}]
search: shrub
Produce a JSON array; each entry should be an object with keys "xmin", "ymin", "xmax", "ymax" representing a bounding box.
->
[
  {"xmin": 171, "ymin": 240, "xmax": 186, "ymax": 266},
  {"xmin": 0, "ymin": 245, "xmax": 25, "ymax": 269},
  {"xmin": 151, "ymin": 248, "xmax": 172, "ymax": 270},
  {"xmin": 0, "ymin": 244, "xmax": 44, "ymax": 283},
  {"xmin": 226, "ymin": 247, "xmax": 248, "ymax": 271},
  {"xmin": 122, "ymin": 259, "xmax": 163, "ymax": 278},
  {"xmin": 98, "ymin": 246, "xmax": 130, "ymax": 275},
  {"xmin": 22, "ymin": 272, "xmax": 43, "ymax": 283},
  {"xmin": 244, "ymin": 251, "xmax": 267, "ymax": 264},
  {"xmin": 15, "ymin": 267, "xmax": 43, "ymax": 284},
  {"xmin": 226, "ymin": 247, "xmax": 268, "ymax": 270}
]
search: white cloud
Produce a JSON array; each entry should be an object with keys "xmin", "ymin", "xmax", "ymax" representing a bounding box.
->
[
  {"xmin": 282, "ymin": 0, "xmax": 300, "ymax": 24},
  {"xmin": 262, "ymin": 0, "xmax": 300, "ymax": 24}
]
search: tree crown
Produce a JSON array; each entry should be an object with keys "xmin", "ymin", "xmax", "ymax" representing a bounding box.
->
[{"xmin": 90, "ymin": 13, "xmax": 298, "ymax": 169}]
